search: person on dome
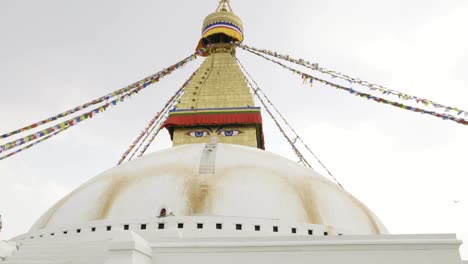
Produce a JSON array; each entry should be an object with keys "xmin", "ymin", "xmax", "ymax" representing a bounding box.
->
[
  {"xmin": 158, "ymin": 208, "xmax": 175, "ymax": 218},
  {"xmin": 159, "ymin": 208, "xmax": 167, "ymax": 218}
]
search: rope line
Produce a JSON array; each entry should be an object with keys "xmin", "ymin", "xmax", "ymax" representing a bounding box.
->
[
  {"xmin": 0, "ymin": 123, "xmax": 72, "ymax": 161},
  {"xmin": 240, "ymin": 47, "xmax": 468, "ymax": 126},
  {"xmin": 238, "ymin": 44, "xmax": 468, "ymax": 118},
  {"xmin": 128, "ymin": 103, "xmax": 171, "ymax": 161},
  {"xmin": 0, "ymin": 54, "xmax": 199, "ymax": 160},
  {"xmin": 136, "ymin": 89, "xmax": 185, "ymax": 158},
  {"xmin": 136, "ymin": 73, "xmax": 194, "ymax": 158},
  {"xmin": 116, "ymin": 87, "xmax": 183, "ymax": 165},
  {"xmin": 0, "ymin": 90, "xmax": 137, "ymax": 157},
  {"xmin": 236, "ymin": 57, "xmax": 311, "ymax": 167},
  {"xmin": 257, "ymin": 90, "xmax": 311, "ymax": 167},
  {"xmin": 0, "ymin": 53, "xmax": 199, "ymax": 140},
  {"xmin": 236, "ymin": 57, "xmax": 343, "ymax": 188},
  {"xmin": 136, "ymin": 115, "xmax": 168, "ymax": 158},
  {"xmin": 117, "ymin": 72, "xmax": 194, "ymax": 165}
]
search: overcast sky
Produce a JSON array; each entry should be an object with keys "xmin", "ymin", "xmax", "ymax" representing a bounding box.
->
[{"xmin": 1, "ymin": 0, "xmax": 468, "ymax": 258}]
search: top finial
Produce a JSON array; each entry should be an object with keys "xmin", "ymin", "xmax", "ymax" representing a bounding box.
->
[
  {"xmin": 217, "ymin": 0, "xmax": 233, "ymax": 13},
  {"xmin": 195, "ymin": 0, "xmax": 244, "ymax": 54}
]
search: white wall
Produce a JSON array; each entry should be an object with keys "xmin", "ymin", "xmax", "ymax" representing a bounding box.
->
[{"xmin": 150, "ymin": 234, "xmax": 463, "ymax": 264}]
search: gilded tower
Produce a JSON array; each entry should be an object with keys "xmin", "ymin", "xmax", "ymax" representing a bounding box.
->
[{"xmin": 164, "ymin": 0, "xmax": 264, "ymax": 149}]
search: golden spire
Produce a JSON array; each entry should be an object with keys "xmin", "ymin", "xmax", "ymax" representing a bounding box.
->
[{"xmin": 163, "ymin": 1, "xmax": 264, "ymax": 149}]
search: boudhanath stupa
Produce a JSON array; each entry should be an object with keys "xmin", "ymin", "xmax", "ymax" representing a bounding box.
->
[{"xmin": 0, "ymin": 1, "xmax": 466, "ymax": 263}]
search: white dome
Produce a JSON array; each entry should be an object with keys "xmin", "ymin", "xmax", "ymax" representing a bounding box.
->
[{"xmin": 31, "ymin": 143, "xmax": 387, "ymax": 235}]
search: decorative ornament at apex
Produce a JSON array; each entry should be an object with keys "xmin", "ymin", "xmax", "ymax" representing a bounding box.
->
[
  {"xmin": 216, "ymin": 0, "xmax": 233, "ymax": 13},
  {"xmin": 196, "ymin": 0, "xmax": 244, "ymax": 55}
]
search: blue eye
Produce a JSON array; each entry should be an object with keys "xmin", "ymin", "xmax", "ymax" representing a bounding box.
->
[
  {"xmin": 218, "ymin": 130, "xmax": 241, "ymax": 137},
  {"xmin": 187, "ymin": 131, "xmax": 210, "ymax": 137}
]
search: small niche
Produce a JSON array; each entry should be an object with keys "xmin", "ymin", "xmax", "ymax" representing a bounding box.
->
[
  {"xmin": 216, "ymin": 223, "xmax": 222, "ymax": 230},
  {"xmin": 123, "ymin": 225, "xmax": 129, "ymax": 230},
  {"xmin": 291, "ymin": 228, "xmax": 297, "ymax": 234},
  {"xmin": 141, "ymin": 224, "xmax": 147, "ymax": 230},
  {"xmin": 236, "ymin": 224, "xmax": 242, "ymax": 230}
]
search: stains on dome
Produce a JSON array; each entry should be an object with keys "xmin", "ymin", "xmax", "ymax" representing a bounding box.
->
[{"xmin": 31, "ymin": 143, "xmax": 387, "ymax": 235}]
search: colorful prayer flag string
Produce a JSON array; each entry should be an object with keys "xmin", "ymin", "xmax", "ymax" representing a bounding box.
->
[
  {"xmin": 0, "ymin": 91, "xmax": 128, "ymax": 154},
  {"xmin": 0, "ymin": 122, "xmax": 72, "ymax": 161},
  {"xmin": 0, "ymin": 53, "xmax": 199, "ymax": 140},
  {"xmin": 136, "ymin": 117, "xmax": 168, "ymax": 158},
  {"xmin": 137, "ymin": 89, "xmax": 187, "ymax": 158},
  {"xmin": 135, "ymin": 75, "xmax": 193, "ymax": 158},
  {"xmin": 237, "ymin": 57, "xmax": 343, "ymax": 188},
  {"xmin": 240, "ymin": 47, "xmax": 468, "ymax": 126},
  {"xmin": 0, "ymin": 53, "xmax": 200, "ymax": 159},
  {"xmin": 117, "ymin": 71, "xmax": 195, "ymax": 165},
  {"xmin": 238, "ymin": 44, "xmax": 468, "ymax": 118},
  {"xmin": 248, "ymin": 79, "xmax": 311, "ymax": 168}
]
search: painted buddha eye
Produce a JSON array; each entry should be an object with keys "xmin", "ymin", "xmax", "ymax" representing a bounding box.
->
[
  {"xmin": 186, "ymin": 131, "xmax": 210, "ymax": 137},
  {"xmin": 218, "ymin": 130, "xmax": 241, "ymax": 137}
]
